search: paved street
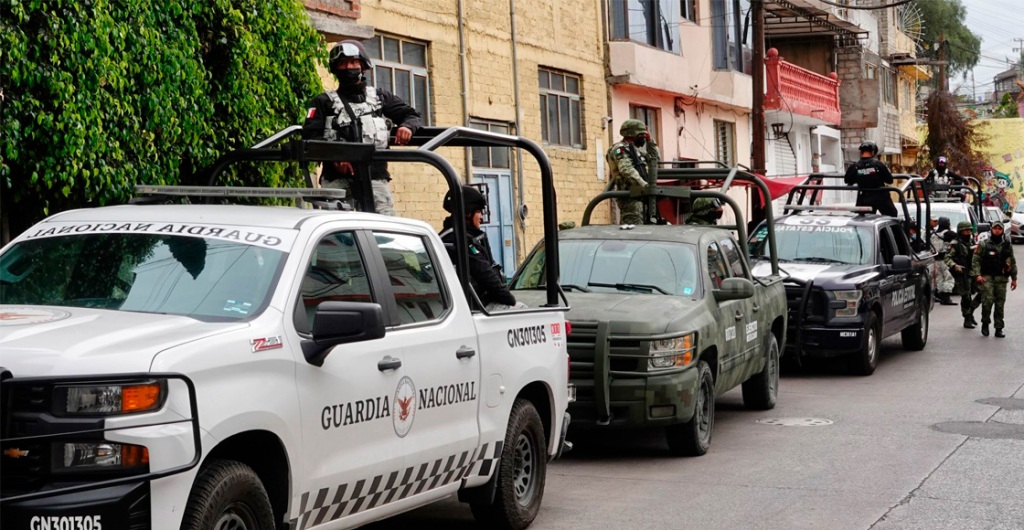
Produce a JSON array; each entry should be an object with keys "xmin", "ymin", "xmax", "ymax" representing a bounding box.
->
[{"xmin": 369, "ymin": 287, "xmax": 1024, "ymax": 530}]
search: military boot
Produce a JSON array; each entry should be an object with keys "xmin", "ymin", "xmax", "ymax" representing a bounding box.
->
[
  {"xmin": 964, "ymin": 317, "xmax": 976, "ymax": 329},
  {"xmin": 995, "ymin": 329, "xmax": 1005, "ymax": 338},
  {"xmin": 981, "ymin": 323, "xmax": 990, "ymax": 337},
  {"xmin": 970, "ymin": 315, "xmax": 978, "ymax": 326}
]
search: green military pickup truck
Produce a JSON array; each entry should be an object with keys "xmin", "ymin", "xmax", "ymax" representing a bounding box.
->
[{"xmin": 511, "ymin": 167, "xmax": 787, "ymax": 456}]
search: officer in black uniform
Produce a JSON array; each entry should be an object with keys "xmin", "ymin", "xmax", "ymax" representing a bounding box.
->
[
  {"xmin": 439, "ymin": 186, "xmax": 522, "ymax": 311},
  {"xmin": 301, "ymin": 40, "xmax": 422, "ymax": 215},
  {"xmin": 844, "ymin": 141, "xmax": 897, "ymax": 217}
]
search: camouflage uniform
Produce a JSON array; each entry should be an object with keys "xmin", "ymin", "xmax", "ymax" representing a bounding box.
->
[
  {"xmin": 945, "ymin": 221, "xmax": 980, "ymax": 325},
  {"xmin": 971, "ymin": 222, "xmax": 1017, "ymax": 334},
  {"xmin": 322, "ymin": 178, "xmax": 396, "ymax": 216},
  {"xmin": 930, "ymin": 218, "xmax": 955, "ymax": 298},
  {"xmin": 687, "ymin": 198, "xmax": 722, "ymax": 226},
  {"xmin": 607, "ymin": 119, "xmax": 659, "ymax": 225}
]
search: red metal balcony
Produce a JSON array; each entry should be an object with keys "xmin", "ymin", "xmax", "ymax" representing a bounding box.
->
[{"xmin": 764, "ymin": 48, "xmax": 841, "ymax": 125}]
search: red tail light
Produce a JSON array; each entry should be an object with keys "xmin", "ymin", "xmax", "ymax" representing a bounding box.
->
[{"xmin": 565, "ymin": 321, "xmax": 572, "ymax": 336}]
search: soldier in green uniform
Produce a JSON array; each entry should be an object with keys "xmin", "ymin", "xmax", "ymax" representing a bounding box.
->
[
  {"xmin": 687, "ymin": 198, "xmax": 724, "ymax": 226},
  {"xmin": 946, "ymin": 221, "xmax": 980, "ymax": 328},
  {"xmin": 606, "ymin": 119, "xmax": 660, "ymax": 225},
  {"xmin": 971, "ymin": 221, "xmax": 1018, "ymax": 337}
]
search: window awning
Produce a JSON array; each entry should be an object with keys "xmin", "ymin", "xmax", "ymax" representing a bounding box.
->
[{"xmin": 764, "ymin": 0, "xmax": 868, "ymax": 41}]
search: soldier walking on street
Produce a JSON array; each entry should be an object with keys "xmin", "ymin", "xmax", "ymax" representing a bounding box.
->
[
  {"xmin": 302, "ymin": 40, "xmax": 422, "ymax": 215},
  {"xmin": 844, "ymin": 141, "xmax": 897, "ymax": 217},
  {"xmin": 931, "ymin": 217, "xmax": 957, "ymax": 305},
  {"xmin": 971, "ymin": 221, "xmax": 1017, "ymax": 337},
  {"xmin": 946, "ymin": 221, "xmax": 980, "ymax": 328},
  {"xmin": 607, "ymin": 119, "xmax": 660, "ymax": 225}
]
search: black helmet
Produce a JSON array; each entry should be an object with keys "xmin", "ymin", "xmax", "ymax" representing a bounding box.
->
[
  {"xmin": 443, "ymin": 186, "xmax": 488, "ymax": 214},
  {"xmin": 937, "ymin": 216, "xmax": 950, "ymax": 231},
  {"xmin": 858, "ymin": 141, "xmax": 878, "ymax": 156},
  {"xmin": 329, "ymin": 40, "xmax": 373, "ymax": 73}
]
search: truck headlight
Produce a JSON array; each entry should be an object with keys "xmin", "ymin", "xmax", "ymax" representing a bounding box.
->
[
  {"xmin": 833, "ymin": 290, "xmax": 861, "ymax": 318},
  {"xmin": 648, "ymin": 333, "xmax": 695, "ymax": 370},
  {"xmin": 55, "ymin": 442, "xmax": 149, "ymax": 473},
  {"xmin": 54, "ymin": 381, "xmax": 166, "ymax": 416}
]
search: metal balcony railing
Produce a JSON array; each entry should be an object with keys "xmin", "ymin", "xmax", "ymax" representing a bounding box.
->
[{"xmin": 764, "ymin": 48, "xmax": 841, "ymax": 125}]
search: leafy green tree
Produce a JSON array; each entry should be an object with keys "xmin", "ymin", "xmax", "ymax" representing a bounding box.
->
[
  {"xmin": 917, "ymin": 0, "xmax": 981, "ymax": 79},
  {"xmin": 996, "ymin": 92, "xmax": 1021, "ymax": 119},
  {"xmin": 0, "ymin": 0, "xmax": 324, "ymax": 243}
]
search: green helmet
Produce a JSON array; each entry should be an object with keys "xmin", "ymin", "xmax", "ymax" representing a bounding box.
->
[
  {"xmin": 692, "ymin": 198, "xmax": 720, "ymax": 216},
  {"xmin": 619, "ymin": 119, "xmax": 648, "ymax": 138},
  {"xmin": 957, "ymin": 221, "xmax": 973, "ymax": 232}
]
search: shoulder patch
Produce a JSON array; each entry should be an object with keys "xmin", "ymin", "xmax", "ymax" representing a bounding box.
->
[{"xmin": 306, "ymin": 108, "xmax": 316, "ymax": 119}]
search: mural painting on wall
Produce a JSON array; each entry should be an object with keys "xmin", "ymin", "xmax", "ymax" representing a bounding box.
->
[{"xmin": 978, "ymin": 119, "xmax": 1024, "ymax": 211}]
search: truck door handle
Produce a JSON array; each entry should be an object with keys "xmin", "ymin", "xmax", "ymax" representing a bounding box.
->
[
  {"xmin": 735, "ymin": 311, "xmax": 744, "ymax": 321},
  {"xmin": 456, "ymin": 347, "xmax": 476, "ymax": 359},
  {"xmin": 377, "ymin": 356, "xmax": 402, "ymax": 372},
  {"xmin": 752, "ymin": 304, "xmax": 761, "ymax": 312}
]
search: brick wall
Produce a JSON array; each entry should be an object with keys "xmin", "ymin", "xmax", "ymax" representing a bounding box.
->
[{"xmin": 350, "ymin": 0, "xmax": 609, "ymax": 258}]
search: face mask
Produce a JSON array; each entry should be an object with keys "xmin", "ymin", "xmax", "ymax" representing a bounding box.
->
[
  {"xmin": 991, "ymin": 232, "xmax": 1003, "ymax": 243},
  {"xmin": 960, "ymin": 233, "xmax": 973, "ymax": 242},
  {"xmin": 634, "ymin": 137, "xmax": 647, "ymax": 148},
  {"xmin": 337, "ymin": 68, "xmax": 363, "ymax": 86},
  {"xmin": 711, "ymin": 209, "xmax": 724, "ymax": 220}
]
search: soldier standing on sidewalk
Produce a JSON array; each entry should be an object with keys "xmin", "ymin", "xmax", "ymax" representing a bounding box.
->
[
  {"xmin": 946, "ymin": 221, "xmax": 980, "ymax": 328},
  {"xmin": 971, "ymin": 221, "xmax": 1017, "ymax": 337}
]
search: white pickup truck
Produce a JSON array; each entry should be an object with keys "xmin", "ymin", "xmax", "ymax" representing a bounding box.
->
[{"xmin": 0, "ymin": 128, "xmax": 571, "ymax": 530}]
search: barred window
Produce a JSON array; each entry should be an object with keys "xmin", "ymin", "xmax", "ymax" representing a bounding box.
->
[
  {"xmin": 539, "ymin": 68, "xmax": 583, "ymax": 148},
  {"xmin": 714, "ymin": 120, "xmax": 736, "ymax": 166},
  {"xmin": 363, "ymin": 35, "xmax": 431, "ymax": 124}
]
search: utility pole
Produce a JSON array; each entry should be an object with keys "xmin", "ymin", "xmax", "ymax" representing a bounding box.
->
[
  {"xmin": 937, "ymin": 32, "xmax": 947, "ymax": 93},
  {"xmin": 751, "ymin": 0, "xmax": 767, "ymax": 227}
]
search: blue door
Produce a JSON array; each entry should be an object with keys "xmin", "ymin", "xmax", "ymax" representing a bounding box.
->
[{"xmin": 473, "ymin": 171, "xmax": 517, "ymax": 279}]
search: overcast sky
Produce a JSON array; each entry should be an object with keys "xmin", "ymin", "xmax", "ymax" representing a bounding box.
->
[{"xmin": 955, "ymin": 0, "xmax": 1021, "ymax": 98}]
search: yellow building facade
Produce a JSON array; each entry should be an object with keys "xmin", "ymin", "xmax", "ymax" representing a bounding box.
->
[{"xmin": 307, "ymin": 0, "xmax": 609, "ymax": 267}]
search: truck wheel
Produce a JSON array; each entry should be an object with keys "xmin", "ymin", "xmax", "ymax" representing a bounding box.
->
[
  {"xmin": 901, "ymin": 300, "xmax": 929, "ymax": 351},
  {"xmin": 742, "ymin": 334, "xmax": 779, "ymax": 410},
  {"xmin": 848, "ymin": 313, "xmax": 880, "ymax": 376},
  {"xmin": 180, "ymin": 459, "xmax": 275, "ymax": 530},
  {"xmin": 470, "ymin": 399, "xmax": 547, "ymax": 530},
  {"xmin": 665, "ymin": 361, "xmax": 714, "ymax": 457}
]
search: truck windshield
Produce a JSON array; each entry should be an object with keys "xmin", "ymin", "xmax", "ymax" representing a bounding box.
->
[
  {"xmin": 750, "ymin": 223, "xmax": 873, "ymax": 265},
  {"xmin": 514, "ymin": 240, "xmax": 701, "ymax": 298},
  {"xmin": 0, "ymin": 234, "xmax": 286, "ymax": 321}
]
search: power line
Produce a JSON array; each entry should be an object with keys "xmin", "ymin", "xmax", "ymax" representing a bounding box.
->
[{"xmin": 816, "ymin": 0, "xmax": 916, "ymax": 9}]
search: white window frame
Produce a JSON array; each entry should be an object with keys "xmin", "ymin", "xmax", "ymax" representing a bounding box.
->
[
  {"xmin": 539, "ymin": 68, "xmax": 584, "ymax": 149},
  {"xmin": 363, "ymin": 34, "xmax": 432, "ymax": 125},
  {"xmin": 714, "ymin": 120, "xmax": 736, "ymax": 166}
]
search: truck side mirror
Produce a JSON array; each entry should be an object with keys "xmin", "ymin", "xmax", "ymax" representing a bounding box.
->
[
  {"xmin": 977, "ymin": 222, "xmax": 991, "ymax": 233},
  {"xmin": 890, "ymin": 255, "xmax": 912, "ymax": 273},
  {"xmin": 302, "ymin": 301, "xmax": 386, "ymax": 366},
  {"xmin": 713, "ymin": 277, "xmax": 755, "ymax": 302}
]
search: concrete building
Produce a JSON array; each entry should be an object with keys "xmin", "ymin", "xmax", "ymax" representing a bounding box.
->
[
  {"xmin": 302, "ymin": 0, "xmax": 609, "ymax": 270},
  {"xmin": 993, "ymin": 66, "xmax": 1022, "ymax": 104}
]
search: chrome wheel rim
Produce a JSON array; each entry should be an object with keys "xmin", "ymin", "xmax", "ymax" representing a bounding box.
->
[
  {"xmin": 768, "ymin": 344, "xmax": 779, "ymax": 399},
  {"xmin": 867, "ymin": 326, "xmax": 878, "ymax": 366}
]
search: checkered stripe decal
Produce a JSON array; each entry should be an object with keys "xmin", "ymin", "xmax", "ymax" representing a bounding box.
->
[{"xmin": 290, "ymin": 441, "xmax": 504, "ymax": 530}]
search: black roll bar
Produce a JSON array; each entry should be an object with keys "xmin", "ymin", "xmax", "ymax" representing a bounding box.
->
[
  {"xmin": 579, "ymin": 167, "xmax": 780, "ymax": 276},
  {"xmin": 200, "ymin": 126, "xmax": 562, "ymax": 308}
]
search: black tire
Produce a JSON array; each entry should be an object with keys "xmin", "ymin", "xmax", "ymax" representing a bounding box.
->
[
  {"xmin": 665, "ymin": 361, "xmax": 714, "ymax": 457},
  {"xmin": 742, "ymin": 334, "xmax": 780, "ymax": 410},
  {"xmin": 901, "ymin": 299, "xmax": 929, "ymax": 351},
  {"xmin": 848, "ymin": 312, "xmax": 880, "ymax": 376},
  {"xmin": 181, "ymin": 459, "xmax": 275, "ymax": 530},
  {"xmin": 470, "ymin": 399, "xmax": 547, "ymax": 530}
]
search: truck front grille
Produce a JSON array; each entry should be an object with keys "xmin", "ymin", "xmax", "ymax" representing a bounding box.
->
[{"xmin": 567, "ymin": 321, "xmax": 645, "ymax": 378}]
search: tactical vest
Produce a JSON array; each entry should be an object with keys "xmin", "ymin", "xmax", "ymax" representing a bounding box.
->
[
  {"xmin": 323, "ymin": 86, "xmax": 391, "ymax": 149},
  {"xmin": 979, "ymin": 241, "xmax": 1012, "ymax": 276}
]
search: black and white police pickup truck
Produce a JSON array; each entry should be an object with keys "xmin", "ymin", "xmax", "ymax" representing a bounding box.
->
[
  {"xmin": 749, "ymin": 180, "xmax": 934, "ymax": 376},
  {"xmin": 0, "ymin": 128, "xmax": 571, "ymax": 530}
]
